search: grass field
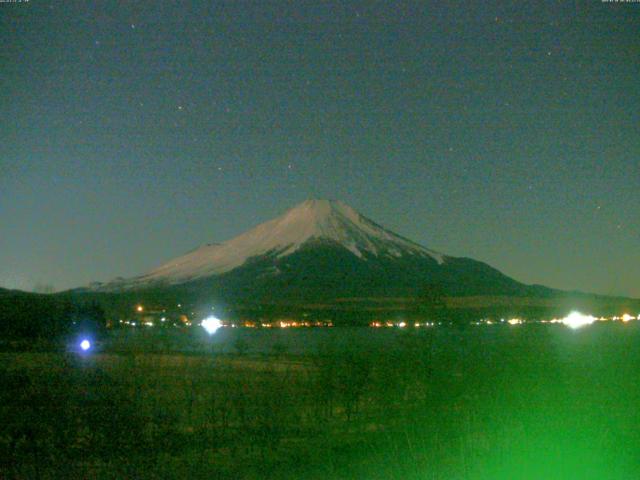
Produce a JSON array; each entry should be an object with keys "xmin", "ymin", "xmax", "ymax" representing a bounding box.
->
[{"xmin": 2, "ymin": 323, "xmax": 640, "ymax": 479}]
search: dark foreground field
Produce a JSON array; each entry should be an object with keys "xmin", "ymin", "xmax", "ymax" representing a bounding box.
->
[{"xmin": 2, "ymin": 324, "xmax": 640, "ymax": 479}]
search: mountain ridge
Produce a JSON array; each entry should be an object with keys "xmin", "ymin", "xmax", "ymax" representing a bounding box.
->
[
  {"xmin": 86, "ymin": 199, "xmax": 568, "ymax": 303},
  {"xmin": 52, "ymin": 199, "xmax": 639, "ymax": 318},
  {"xmin": 95, "ymin": 199, "xmax": 449, "ymax": 291}
]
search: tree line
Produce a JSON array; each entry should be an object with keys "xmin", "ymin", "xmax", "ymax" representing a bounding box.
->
[{"xmin": 0, "ymin": 292, "xmax": 106, "ymax": 341}]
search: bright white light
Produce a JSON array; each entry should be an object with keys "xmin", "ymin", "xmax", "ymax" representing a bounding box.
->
[
  {"xmin": 80, "ymin": 339, "xmax": 91, "ymax": 351},
  {"xmin": 621, "ymin": 313, "xmax": 633, "ymax": 323},
  {"xmin": 562, "ymin": 311, "xmax": 596, "ymax": 329},
  {"xmin": 398, "ymin": 322, "xmax": 406, "ymax": 328},
  {"xmin": 201, "ymin": 316, "xmax": 223, "ymax": 335}
]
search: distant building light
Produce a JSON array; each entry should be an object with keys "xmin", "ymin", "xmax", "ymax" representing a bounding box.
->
[
  {"xmin": 621, "ymin": 313, "xmax": 634, "ymax": 323},
  {"xmin": 136, "ymin": 305, "xmax": 143, "ymax": 312}
]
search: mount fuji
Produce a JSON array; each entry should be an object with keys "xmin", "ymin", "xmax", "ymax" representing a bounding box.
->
[{"xmin": 92, "ymin": 199, "xmax": 544, "ymax": 301}]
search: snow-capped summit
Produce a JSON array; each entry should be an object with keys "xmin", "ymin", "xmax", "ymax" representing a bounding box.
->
[{"xmin": 111, "ymin": 199, "xmax": 445, "ymax": 288}]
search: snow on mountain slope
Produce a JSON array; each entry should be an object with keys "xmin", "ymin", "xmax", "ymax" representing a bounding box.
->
[{"xmin": 107, "ymin": 200, "xmax": 445, "ymax": 288}]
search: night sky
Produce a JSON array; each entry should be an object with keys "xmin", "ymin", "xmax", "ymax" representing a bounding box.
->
[{"xmin": 1, "ymin": 1, "xmax": 638, "ymax": 297}]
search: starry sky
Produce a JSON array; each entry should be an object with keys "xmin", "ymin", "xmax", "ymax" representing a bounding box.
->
[{"xmin": 1, "ymin": 1, "xmax": 638, "ymax": 297}]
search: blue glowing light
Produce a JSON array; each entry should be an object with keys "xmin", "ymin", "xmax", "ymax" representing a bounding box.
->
[{"xmin": 80, "ymin": 339, "xmax": 91, "ymax": 351}]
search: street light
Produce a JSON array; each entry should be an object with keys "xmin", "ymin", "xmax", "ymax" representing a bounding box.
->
[{"xmin": 201, "ymin": 316, "xmax": 223, "ymax": 335}]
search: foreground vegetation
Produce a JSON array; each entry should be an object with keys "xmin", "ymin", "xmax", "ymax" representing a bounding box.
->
[{"xmin": 2, "ymin": 324, "xmax": 640, "ymax": 479}]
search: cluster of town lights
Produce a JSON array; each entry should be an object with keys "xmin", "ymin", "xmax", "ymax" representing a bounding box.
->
[
  {"xmin": 370, "ymin": 321, "xmax": 437, "ymax": 328},
  {"xmin": 122, "ymin": 304, "xmax": 639, "ymax": 332},
  {"xmin": 369, "ymin": 313, "xmax": 639, "ymax": 329},
  {"xmin": 481, "ymin": 312, "xmax": 639, "ymax": 329}
]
